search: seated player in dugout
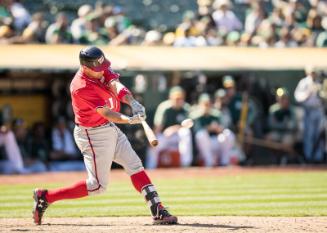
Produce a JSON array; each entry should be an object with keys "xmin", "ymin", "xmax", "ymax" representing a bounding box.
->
[
  {"xmin": 147, "ymin": 86, "xmax": 193, "ymax": 168},
  {"xmin": 223, "ymin": 76, "xmax": 257, "ymax": 135},
  {"xmin": 192, "ymin": 93, "xmax": 236, "ymax": 167},
  {"xmin": 266, "ymin": 88, "xmax": 297, "ymax": 146},
  {"xmin": 32, "ymin": 46, "xmax": 177, "ymax": 225}
]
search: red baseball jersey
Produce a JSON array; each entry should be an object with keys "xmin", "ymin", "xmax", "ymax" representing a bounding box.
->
[{"xmin": 70, "ymin": 69, "xmax": 120, "ymax": 127}]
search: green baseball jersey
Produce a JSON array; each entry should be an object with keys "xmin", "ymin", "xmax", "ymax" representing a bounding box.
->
[
  {"xmin": 268, "ymin": 103, "xmax": 297, "ymax": 133},
  {"xmin": 228, "ymin": 93, "xmax": 257, "ymax": 126},
  {"xmin": 154, "ymin": 100, "xmax": 190, "ymax": 131},
  {"xmin": 192, "ymin": 109, "xmax": 222, "ymax": 134}
]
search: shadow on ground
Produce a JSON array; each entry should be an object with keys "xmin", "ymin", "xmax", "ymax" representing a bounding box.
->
[
  {"xmin": 11, "ymin": 220, "xmax": 257, "ymax": 232},
  {"xmin": 180, "ymin": 223, "xmax": 254, "ymax": 229},
  {"xmin": 147, "ymin": 222, "xmax": 256, "ymax": 230},
  {"xmin": 46, "ymin": 223, "xmax": 111, "ymax": 227},
  {"xmin": 42, "ymin": 222, "xmax": 256, "ymax": 230}
]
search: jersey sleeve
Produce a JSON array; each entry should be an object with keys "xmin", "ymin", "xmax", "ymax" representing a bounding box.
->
[
  {"xmin": 103, "ymin": 67, "xmax": 120, "ymax": 86},
  {"xmin": 154, "ymin": 100, "xmax": 171, "ymax": 127}
]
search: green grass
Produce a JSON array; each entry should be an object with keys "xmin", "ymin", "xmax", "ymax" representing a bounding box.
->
[{"xmin": 1, "ymin": 171, "xmax": 327, "ymax": 218}]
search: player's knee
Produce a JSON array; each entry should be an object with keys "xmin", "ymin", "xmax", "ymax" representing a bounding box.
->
[
  {"xmin": 125, "ymin": 160, "xmax": 144, "ymax": 176},
  {"xmin": 178, "ymin": 127, "xmax": 191, "ymax": 137},
  {"xmin": 195, "ymin": 130, "xmax": 209, "ymax": 141}
]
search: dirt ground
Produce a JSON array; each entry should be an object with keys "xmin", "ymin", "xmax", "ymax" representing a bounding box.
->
[{"xmin": 1, "ymin": 216, "xmax": 327, "ymax": 233}]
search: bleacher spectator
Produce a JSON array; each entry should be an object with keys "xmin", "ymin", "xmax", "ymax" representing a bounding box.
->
[
  {"xmin": 45, "ymin": 12, "xmax": 73, "ymax": 44},
  {"xmin": 174, "ymin": 23, "xmax": 207, "ymax": 47},
  {"xmin": 316, "ymin": 28, "xmax": 327, "ymax": 47},
  {"xmin": 212, "ymin": 0, "xmax": 242, "ymax": 35},
  {"xmin": 0, "ymin": 1, "xmax": 11, "ymax": 22},
  {"xmin": 70, "ymin": 4, "xmax": 93, "ymax": 43},
  {"xmin": 0, "ymin": 0, "xmax": 326, "ymax": 47},
  {"xmin": 254, "ymin": 18, "xmax": 277, "ymax": 48},
  {"xmin": 111, "ymin": 6, "xmax": 132, "ymax": 33},
  {"xmin": 8, "ymin": 0, "xmax": 31, "ymax": 32},
  {"xmin": 0, "ymin": 16, "xmax": 14, "ymax": 41},
  {"xmin": 265, "ymin": 88, "xmax": 297, "ymax": 146},
  {"xmin": 147, "ymin": 86, "xmax": 193, "ymax": 168},
  {"xmin": 275, "ymin": 26, "xmax": 298, "ymax": 48},
  {"xmin": 1, "ymin": 11, "xmax": 47, "ymax": 44},
  {"xmin": 307, "ymin": 8, "xmax": 324, "ymax": 46},
  {"xmin": 20, "ymin": 12, "xmax": 47, "ymax": 43},
  {"xmin": 82, "ymin": 11, "xmax": 108, "ymax": 45},
  {"xmin": 192, "ymin": 93, "xmax": 236, "ymax": 166},
  {"xmin": 104, "ymin": 16, "xmax": 121, "ymax": 43},
  {"xmin": 175, "ymin": 11, "xmax": 200, "ymax": 39},
  {"xmin": 143, "ymin": 30, "xmax": 162, "ymax": 45},
  {"xmin": 244, "ymin": 1, "xmax": 265, "ymax": 35}
]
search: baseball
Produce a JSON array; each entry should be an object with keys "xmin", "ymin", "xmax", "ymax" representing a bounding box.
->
[{"xmin": 181, "ymin": 118, "xmax": 194, "ymax": 128}]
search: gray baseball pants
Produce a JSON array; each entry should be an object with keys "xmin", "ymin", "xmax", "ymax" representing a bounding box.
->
[{"xmin": 74, "ymin": 122, "xmax": 144, "ymax": 195}]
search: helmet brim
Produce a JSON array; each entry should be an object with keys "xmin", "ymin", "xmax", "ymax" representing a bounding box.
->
[{"xmin": 87, "ymin": 59, "xmax": 110, "ymax": 72}]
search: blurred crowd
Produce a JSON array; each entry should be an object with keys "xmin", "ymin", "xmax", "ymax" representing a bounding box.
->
[
  {"xmin": 1, "ymin": 65, "xmax": 327, "ymax": 174},
  {"xmin": 0, "ymin": 0, "xmax": 326, "ymax": 47}
]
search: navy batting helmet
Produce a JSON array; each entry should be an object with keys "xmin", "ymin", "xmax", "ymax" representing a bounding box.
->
[{"xmin": 79, "ymin": 46, "xmax": 110, "ymax": 72}]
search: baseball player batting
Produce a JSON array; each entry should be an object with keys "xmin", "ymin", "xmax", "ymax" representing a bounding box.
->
[{"xmin": 32, "ymin": 46, "xmax": 177, "ymax": 225}]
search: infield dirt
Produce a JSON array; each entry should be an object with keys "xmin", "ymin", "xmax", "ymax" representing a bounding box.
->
[{"xmin": 1, "ymin": 216, "xmax": 327, "ymax": 233}]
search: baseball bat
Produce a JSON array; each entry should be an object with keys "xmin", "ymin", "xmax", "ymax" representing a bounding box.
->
[
  {"xmin": 141, "ymin": 120, "xmax": 158, "ymax": 147},
  {"xmin": 238, "ymin": 92, "xmax": 249, "ymax": 146}
]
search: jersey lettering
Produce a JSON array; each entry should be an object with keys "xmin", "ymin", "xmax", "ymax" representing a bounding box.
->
[
  {"xmin": 108, "ymin": 97, "xmax": 114, "ymax": 109},
  {"xmin": 105, "ymin": 97, "xmax": 119, "ymax": 111}
]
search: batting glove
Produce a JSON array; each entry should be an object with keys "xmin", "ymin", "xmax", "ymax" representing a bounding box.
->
[
  {"xmin": 128, "ymin": 114, "xmax": 145, "ymax": 125},
  {"xmin": 131, "ymin": 99, "xmax": 146, "ymax": 119}
]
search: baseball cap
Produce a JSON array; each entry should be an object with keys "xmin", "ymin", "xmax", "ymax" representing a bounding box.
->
[
  {"xmin": 198, "ymin": 93, "xmax": 211, "ymax": 103},
  {"xmin": 169, "ymin": 86, "xmax": 185, "ymax": 99},
  {"xmin": 215, "ymin": 88, "xmax": 226, "ymax": 98},
  {"xmin": 79, "ymin": 46, "xmax": 111, "ymax": 72},
  {"xmin": 305, "ymin": 65, "xmax": 317, "ymax": 75},
  {"xmin": 223, "ymin": 75, "xmax": 235, "ymax": 88},
  {"xmin": 78, "ymin": 4, "xmax": 92, "ymax": 18},
  {"xmin": 276, "ymin": 87, "xmax": 289, "ymax": 97}
]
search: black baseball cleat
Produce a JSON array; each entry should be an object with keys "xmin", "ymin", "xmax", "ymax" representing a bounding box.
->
[
  {"xmin": 32, "ymin": 189, "xmax": 49, "ymax": 225},
  {"xmin": 153, "ymin": 205, "xmax": 178, "ymax": 225}
]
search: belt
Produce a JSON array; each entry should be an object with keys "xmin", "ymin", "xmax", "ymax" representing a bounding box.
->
[{"xmin": 76, "ymin": 122, "xmax": 114, "ymax": 129}]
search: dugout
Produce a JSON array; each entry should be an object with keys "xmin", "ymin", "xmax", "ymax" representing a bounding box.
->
[
  {"xmin": 1, "ymin": 45, "xmax": 327, "ymax": 165},
  {"xmin": 0, "ymin": 45, "xmax": 326, "ymax": 127}
]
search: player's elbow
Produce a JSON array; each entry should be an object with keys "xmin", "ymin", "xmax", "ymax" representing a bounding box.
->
[
  {"xmin": 96, "ymin": 107, "xmax": 112, "ymax": 118},
  {"xmin": 154, "ymin": 125, "xmax": 162, "ymax": 134}
]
